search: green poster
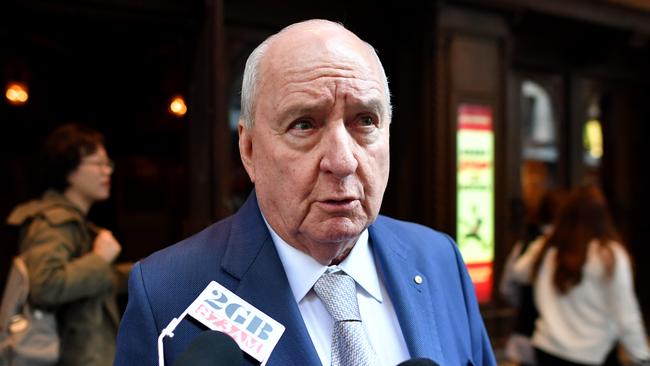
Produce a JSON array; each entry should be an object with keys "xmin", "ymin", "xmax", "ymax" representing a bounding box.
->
[{"xmin": 456, "ymin": 104, "xmax": 494, "ymax": 302}]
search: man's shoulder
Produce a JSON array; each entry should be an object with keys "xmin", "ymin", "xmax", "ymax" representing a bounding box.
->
[
  {"xmin": 372, "ymin": 214, "xmax": 460, "ymax": 262},
  {"xmin": 140, "ymin": 216, "xmax": 234, "ymax": 273},
  {"xmin": 374, "ymin": 214, "xmax": 452, "ymax": 242},
  {"xmin": 128, "ymin": 216, "xmax": 241, "ymax": 319},
  {"xmin": 134, "ymin": 193, "xmax": 265, "ymax": 299}
]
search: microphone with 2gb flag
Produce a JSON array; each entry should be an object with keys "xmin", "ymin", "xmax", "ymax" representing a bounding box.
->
[
  {"xmin": 397, "ymin": 358, "xmax": 440, "ymax": 366},
  {"xmin": 157, "ymin": 281, "xmax": 285, "ymax": 366},
  {"xmin": 172, "ymin": 331, "xmax": 243, "ymax": 366}
]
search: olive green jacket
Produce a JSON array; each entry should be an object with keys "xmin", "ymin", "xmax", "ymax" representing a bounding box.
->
[{"xmin": 6, "ymin": 190, "xmax": 130, "ymax": 366}]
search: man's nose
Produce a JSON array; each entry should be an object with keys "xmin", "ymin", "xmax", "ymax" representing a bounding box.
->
[{"xmin": 319, "ymin": 122, "xmax": 358, "ymax": 178}]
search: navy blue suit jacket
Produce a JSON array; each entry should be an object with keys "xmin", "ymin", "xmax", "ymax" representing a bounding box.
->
[{"xmin": 115, "ymin": 192, "xmax": 496, "ymax": 366}]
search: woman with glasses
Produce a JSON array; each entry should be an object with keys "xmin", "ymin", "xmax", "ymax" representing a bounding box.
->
[{"xmin": 6, "ymin": 123, "xmax": 130, "ymax": 366}]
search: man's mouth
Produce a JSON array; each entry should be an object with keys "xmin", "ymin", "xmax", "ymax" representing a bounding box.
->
[
  {"xmin": 324, "ymin": 198, "xmax": 354, "ymax": 205},
  {"xmin": 317, "ymin": 198, "xmax": 359, "ymax": 212}
]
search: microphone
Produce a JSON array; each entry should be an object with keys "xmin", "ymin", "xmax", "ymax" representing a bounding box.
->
[
  {"xmin": 158, "ymin": 281, "xmax": 285, "ymax": 366},
  {"xmin": 397, "ymin": 358, "xmax": 440, "ymax": 366},
  {"xmin": 173, "ymin": 331, "xmax": 244, "ymax": 366}
]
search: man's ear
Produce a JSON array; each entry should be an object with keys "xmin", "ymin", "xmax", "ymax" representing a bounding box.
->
[{"xmin": 238, "ymin": 121, "xmax": 255, "ymax": 183}]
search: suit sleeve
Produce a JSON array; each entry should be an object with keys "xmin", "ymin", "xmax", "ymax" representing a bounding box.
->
[
  {"xmin": 115, "ymin": 262, "xmax": 160, "ymax": 366},
  {"xmin": 450, "ymin": 237, "xmax": 497, "ymax": 366}
]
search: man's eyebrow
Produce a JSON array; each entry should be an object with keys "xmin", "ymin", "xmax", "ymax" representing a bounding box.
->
[
  {"xmin": 276, "ymin": 96, "xmax": 387, "ymax": 122},
  {"xmin": 349, "ymin": 97, "xmax": 386, "ymax": 117},
  {"xmin": 277, "ymin": 101, "xmax": 327, "ymax": 122},
  {"xmin": 365, "ymin": 98, "xmax": 386, "ymax": 115}
]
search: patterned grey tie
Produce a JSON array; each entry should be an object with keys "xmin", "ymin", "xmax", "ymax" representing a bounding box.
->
[{"xmin": 313, "ymin": 271, "xmax": 381, "ymax": 366}]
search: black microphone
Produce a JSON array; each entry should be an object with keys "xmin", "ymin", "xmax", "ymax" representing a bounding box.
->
[
  {"xmin": 397, "ymin": 358, "xmax": 440, "ymax": 366},
  {"xmin": 173, "ymin": 331, "xmax": 244, "ymax": 366}
]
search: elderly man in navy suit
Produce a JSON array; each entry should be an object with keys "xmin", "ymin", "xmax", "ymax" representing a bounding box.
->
[{"xmin": 115, "ymin": 19, "xmax": 496, "ymax": 366}]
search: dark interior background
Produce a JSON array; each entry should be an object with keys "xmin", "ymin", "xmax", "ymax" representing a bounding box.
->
[{"xmin": 2, "ymin": 0, "xmax": 650, "ymax": 350}]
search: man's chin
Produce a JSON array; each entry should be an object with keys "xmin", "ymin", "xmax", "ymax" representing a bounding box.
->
[{"xmin": 309, "ymin": 219, "xmax": 366, "ymax": 244}]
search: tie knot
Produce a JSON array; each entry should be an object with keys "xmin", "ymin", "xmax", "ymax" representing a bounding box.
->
[{"xmin": 313, "ymin": 272, "xmax": 361, "ymax": 322}]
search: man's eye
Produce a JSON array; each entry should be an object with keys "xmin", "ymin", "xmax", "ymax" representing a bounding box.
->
[
  {"xmin": 291, "ymin": 120, "xmax": 314, "ymax": 130},
  {"xmin": 359, "ymin": 116, "xmax": 375, "ymax": 126}
]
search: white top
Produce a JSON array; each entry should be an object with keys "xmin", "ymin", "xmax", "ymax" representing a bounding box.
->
[
  {"xmin": 512, "ymin": 238, "xmax": 650, "ymax": 364},
  {"xmin": 264, "ymin": 218, "xmax": 410, "ymax": 366}
]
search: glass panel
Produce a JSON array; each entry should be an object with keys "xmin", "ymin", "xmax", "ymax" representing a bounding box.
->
[
  {"xmin": 521, "ymin": 80, "xmax": 558, "ymax": 162},
  {"xmin": 583, "ymin": 96, "xmax": 603, "ymax": 168},
  {"xmin": 519, "ymin": 78, "xmax": 561, "ymax": 246}
]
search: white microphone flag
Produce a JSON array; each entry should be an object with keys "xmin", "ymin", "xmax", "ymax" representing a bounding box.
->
[{"xmin": 186, "ymin": 281, "xmax": 285, "ymax": 364}]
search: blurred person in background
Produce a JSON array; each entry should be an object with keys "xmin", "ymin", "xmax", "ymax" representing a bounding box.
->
[
  {"xmin": 510, "ymin": 184, "xmax": 650, "ymax": 366},
  {"xmin": 6, "ymin": 123, "xmax": 130, "ymax": 366},
  {"xmin": 500, "ymin": 189, "xmax": 565, "ymax": 365}
]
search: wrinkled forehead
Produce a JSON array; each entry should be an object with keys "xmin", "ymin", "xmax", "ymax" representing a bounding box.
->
[{"xmin": 261, "ymin": 25, "xmax": 384, "ymax": 89}]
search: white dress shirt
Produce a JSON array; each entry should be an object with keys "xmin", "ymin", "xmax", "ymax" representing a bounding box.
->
[{"xmin": 263, "ymin": 218, "xmax": 410, "ymax": 366}]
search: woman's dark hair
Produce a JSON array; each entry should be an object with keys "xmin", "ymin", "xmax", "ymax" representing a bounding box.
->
[
  {"xmin": 532, "ymin": 184, "xmax": 622, "ymax": 294},
  {"xmin": 521, "ymin": 189, "xmax": 566, "ymax": 245},
  {"xmin": 42, "ymin": 123, "xmax": 105, "ymax": 192}
]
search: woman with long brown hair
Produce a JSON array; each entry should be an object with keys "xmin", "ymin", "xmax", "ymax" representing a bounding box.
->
[{"xmin": 512, "ymin": 185, "xmax": 649, "ymax": 366}]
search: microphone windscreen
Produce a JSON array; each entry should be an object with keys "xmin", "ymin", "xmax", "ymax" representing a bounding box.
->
[
  {"xmin": 173, "ymin": 330, "xmax": 243, "ymax": 366},
  {"xmin": 397, "ymin": 358, "xmax": 440, "ymax": 366}
]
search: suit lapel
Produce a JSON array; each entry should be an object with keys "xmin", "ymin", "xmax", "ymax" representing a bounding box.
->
[
  {"xmin": 369, "ymin": 221, "xmax": 444, "ymax": 365},
  {"xmin": 220, "ymin": 192, "xmax": 321, "ymax": 366}
]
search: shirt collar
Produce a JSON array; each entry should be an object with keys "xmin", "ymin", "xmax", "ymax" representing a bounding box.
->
[{"xmin": 262, "ymin": 215, "xmax": 383, "ymax": 304}]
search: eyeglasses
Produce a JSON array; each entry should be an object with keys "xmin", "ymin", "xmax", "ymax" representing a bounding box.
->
[{"xmin": 81, "ymin": 159, "xmax": 115, "ymax": 170}]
